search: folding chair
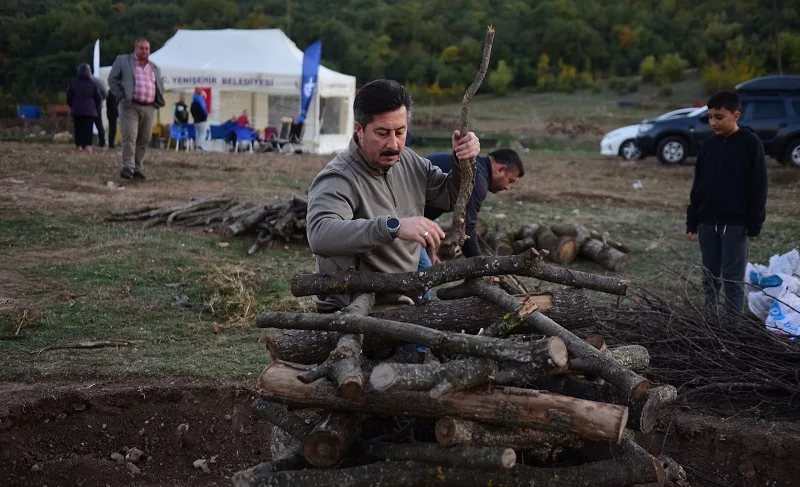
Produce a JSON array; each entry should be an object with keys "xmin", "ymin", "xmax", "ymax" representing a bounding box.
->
[
  {"xmin": 167, "ymin": 124, "xmax": 192, "ymax": 151},
  {"xmin": 271, "ymin": 117, "xmax": 294, "ymax": 153},
  {"xmin": 286, "ymin": 121, "xmax": 308, "ymax": 154},
  {"xmin": 234, "ymin": 126, "xmax": 256, "ymax": 153}
]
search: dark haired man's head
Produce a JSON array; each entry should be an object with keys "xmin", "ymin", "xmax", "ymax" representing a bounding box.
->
[
  {"xmin": 353, "ymin": 79, "xmax": 413, "ymax": 169},
  {"xmin": 707, "ymin": 90, "xmax": 741, "ymax": 136},
  {"xmin": 487, "ymin": 149, "xmax": 524, "ymax": 193}
]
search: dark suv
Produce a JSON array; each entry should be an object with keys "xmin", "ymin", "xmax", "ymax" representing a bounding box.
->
[{"xmin": 635, "ymin": 75, "xmax": 800, "ymax": 167}]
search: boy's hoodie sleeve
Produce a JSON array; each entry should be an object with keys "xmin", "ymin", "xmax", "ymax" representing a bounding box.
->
[
  {"xmin": 747, "ymin": 137, "xmax": 768, "ymax": 237},
  {"xmin": 686, "ymin": 144, "xmax": 703, "ymax": 234}
]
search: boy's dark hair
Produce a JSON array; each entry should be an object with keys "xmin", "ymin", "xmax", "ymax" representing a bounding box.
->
[
  {"xmin": 354, "ymin": 79, "xmax": 412, "ymax": 128},
  {"xmin": 707, "ymin": 90, "xmax": 741, "ymax": 113},
  {"xmin": 488, "ymin": 149, "xmax": 525, "ymax": 177}
]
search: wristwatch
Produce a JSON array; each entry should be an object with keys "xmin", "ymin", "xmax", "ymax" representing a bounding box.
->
[{"xmin": 387, "ymin": 216, "xmax": 401, "ymax": 239}]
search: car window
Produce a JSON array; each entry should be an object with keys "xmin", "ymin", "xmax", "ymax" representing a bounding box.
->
[
  {"xmin": 792, "ymin": 100, "xmax": 800, "ymax": 116},
  {"xmin": 750, "ymin": 101, "xmax": 787, "ymax": 120}
]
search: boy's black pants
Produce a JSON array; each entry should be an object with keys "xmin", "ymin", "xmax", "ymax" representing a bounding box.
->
[{"xmin": 698, "ymin": 223, "xmax": 749, "ymax": 314}]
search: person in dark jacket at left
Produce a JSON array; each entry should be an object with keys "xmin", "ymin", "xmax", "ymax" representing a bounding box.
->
[{"xmin": 66, "ymin": 63, "xmax": 103, "ymax": 152}]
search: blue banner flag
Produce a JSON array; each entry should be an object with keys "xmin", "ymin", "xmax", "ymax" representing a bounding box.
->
[{"xmin": 299, "ymin": 40, "xmax": 322, "ymax": 123}]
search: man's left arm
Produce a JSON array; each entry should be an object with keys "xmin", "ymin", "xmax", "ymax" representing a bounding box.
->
[
  {"xmin": 462, "ymin": 191, "xmax": 483, "ymax": 258},
  {"xmin": 747, "ymin": 137, "xmax": 768, "ymax": 238}
]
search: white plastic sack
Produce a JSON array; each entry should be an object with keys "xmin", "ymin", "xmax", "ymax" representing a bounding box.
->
[
  {"xmin": 748, "ymin": 281, "xmax": 788, "ymax": 321},
  {"xmin": 768, "ymin": 249, "xmax": 799, "ymax": 277},
  {"xmin": 765, "ymin": 291, "xmax": 800, "ymax": 337}
]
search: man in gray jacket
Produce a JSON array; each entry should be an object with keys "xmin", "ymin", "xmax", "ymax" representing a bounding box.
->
[
  {"xmin": 108, "ymin": 38, "xmax": 165, "ymax": 180},
  {"xmin": 306, "ymin": 79, "xmax": 480, "ymax": 313}
]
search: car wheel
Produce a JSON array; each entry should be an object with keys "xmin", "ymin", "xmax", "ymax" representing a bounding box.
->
[
  {"xmin": 657, "ymin": 136, "xmax": 688, "ymax": 165},
  {"xmin": 784, "ymin": 139, "xmax": 800, "ymax": 168},
  {"xmin": 619, "ymin": 140, "xmax": 641, "ymax": 161}
]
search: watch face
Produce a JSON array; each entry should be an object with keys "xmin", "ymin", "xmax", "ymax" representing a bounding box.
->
[{"xmin": 388, "ymin": 217, "xmax": 400, "ymax": 231}]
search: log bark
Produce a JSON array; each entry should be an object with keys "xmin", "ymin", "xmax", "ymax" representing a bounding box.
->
[
  {"xmin": 232, "ymin": 458, "xmax": 663, "ymax": 487},
  {"xmin": 572, "ymin": 431, "xmax": 666, "ymax": 485},
  {"xmin": 259, "ymin": 361, "xmax": 629, "ymax": 443},
  {"xmin": 449, "ymin": 26, "xmax": 496, "ymax": 253},
  {"xmin": 251, "ymin": 399, "xmax": 312, "ymax": 441},
  {"xmin": 589, "ymin": 229, "xmax": 631, "ymax": 254},
  {"xmin": 290, "ymin": 248, "xmax": 629, "ymax": 299},
  {"xmin": 302, "ymin": 412, "xmax": 363, "ymax": 467},
  {"xmin": 580, "ymin": 238, "xmax": 632, "ymax": 272},
  {"xmin": 512, "ymin": 235, "xmax": 537, "ymax": 255},
  {"xmin": 435, "ymin": 417, "xmax": 584, "ymax": 450},
  {"xmin": 437, "ymin": 279, "xmax": 649, "ymax": 400},
  {"xmin": 256, "ymin": 312, "xmax": 568, "ymax": 366},
  {"xmin": 369, "ymin": 341, "xmax": 566, "ymax": 398},
  {"xmin": 296, "ymin": 294, "xmax": 374, "ymax": 398},
  {"xmin": 360, "ymin": 441, "xmax": 516, "ymax": 470},
  {"xmin": 534, "ymin": 377, "xmax": 663, "ymax": 433},
  {"xmin": 534, "ymin": 225, "xmax": 578, "ymax": 264},
  {"xmin": 607, "ymin": 345, "xmax": 650, "ymax": 372},
  {"xmin": 265, "ymin": 290, "xmax": 595, "ymax": 364},
  {"xmin": 550, "ymin": 223, "xmax": 591, "ymax": 246}
]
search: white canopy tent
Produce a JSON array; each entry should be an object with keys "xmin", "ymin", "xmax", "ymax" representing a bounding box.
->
[{"xmin": 98, "ymin": 29, "xmax": 356, "ymax": 154}]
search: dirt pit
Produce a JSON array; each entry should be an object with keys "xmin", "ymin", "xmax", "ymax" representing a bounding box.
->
[
  {"xmin": 0, "ymin": 381, "xmax": 271, "ymax": 487},
  {"xmin": 2, "ymin": 381, "xmax": 800, "ymax": 487}
]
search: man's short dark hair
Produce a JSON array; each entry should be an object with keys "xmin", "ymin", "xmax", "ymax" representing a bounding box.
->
[
  {"xmin": 354, "ymin": 79, "xmax": 412, "ymax": 128},
  {"xmin": 135, "ymin": 38, "xmax": 149, "ymax": 48},
  {"xmin": 488, "ymin": 149, "xmax": 524, "ymax": 177},
  {"xmin": 707, "ymin": 90, "xmax": 741, "ymax": 113}
]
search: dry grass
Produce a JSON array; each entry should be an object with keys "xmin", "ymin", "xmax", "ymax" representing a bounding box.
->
[{"xmin": 201, "ymin": 264, "xmax": 264, "ymax": 331}]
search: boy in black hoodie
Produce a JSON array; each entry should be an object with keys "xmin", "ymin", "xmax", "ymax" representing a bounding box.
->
[{"xmin": 686, "ymin": 90, "xmax": 768, "ymax": 314}]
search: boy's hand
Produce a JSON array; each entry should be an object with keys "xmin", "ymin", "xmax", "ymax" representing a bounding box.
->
[
  {"xmin": 687, "ymin": 232, "xmax": 698, "ymax": 241},
  {"xmin": 749, "ymin": 236, "xmax": 755, "ymax": 241}
]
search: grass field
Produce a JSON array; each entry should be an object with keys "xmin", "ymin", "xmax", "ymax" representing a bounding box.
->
[{"xmin": 1, "ymin": 83, "xmax": 799, "ymax": 385}]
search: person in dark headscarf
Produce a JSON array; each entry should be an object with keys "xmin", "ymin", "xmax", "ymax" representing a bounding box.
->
[{"xmin": 66, "ymin": 64, "xmax": 102, "ymax": 152}]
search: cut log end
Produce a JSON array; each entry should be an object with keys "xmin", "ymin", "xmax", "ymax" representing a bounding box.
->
[
  {"xmin": 337, "ymin": 377, "xmax": 365, "ymax": 398},
  {"xmin": 547, "ymin": 337, "xmax": 569, "ymax": 368},
  {"xmin": 369, "ymin": 363, "xmax": 398, "ymax": 391},
  {"xmin": 303, "ymin": 431, "xmax": 344, "ymax": 468},
  {"xmin": 435, "ymin": 417, "xmax": 461, "ymax": 446},
  {"xmin": 500, "ymin": 448, "xmax": 517, "ymax": 469},
  {"xmin": 555, "ymin": 238, "xmax": 578, "ymax": 263}
]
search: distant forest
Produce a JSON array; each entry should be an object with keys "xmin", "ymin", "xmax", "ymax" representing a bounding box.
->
[{"xmin": 1, "ymin": 0, "xmax": 798, "ymax": 107}]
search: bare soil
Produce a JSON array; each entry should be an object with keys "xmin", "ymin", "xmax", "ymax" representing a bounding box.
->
[
  {"xmin": 0, "ymin": 381, "xmax": 271, "ymax": 487},
  {"xmin": 1, "ymin": 381, "xmax": 799, "ymax": 487},
  {"xmin": 2, "ymin": 143, "xmax": 800, "ymax": 486}
]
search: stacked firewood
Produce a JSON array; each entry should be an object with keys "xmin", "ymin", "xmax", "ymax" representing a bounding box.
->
[
  {"xmin": 106, "ymin": 194, "xmax": 308, "ymax": 254},
  {"xmin": 483, "ymin": 223, "xmax": 632, "ymax": 272},
  {"xmin": 234, "ymin": 249, "xmax": 677, "ymax": 486}
]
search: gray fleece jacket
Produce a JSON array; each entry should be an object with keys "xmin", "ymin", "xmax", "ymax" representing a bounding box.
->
[{"xmin": 306, "ymin": 136, "xmax": 462, "ymax": 312}]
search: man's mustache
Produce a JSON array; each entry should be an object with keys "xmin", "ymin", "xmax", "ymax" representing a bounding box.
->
[{"xmin": 380, "ymin": 149, "xmax": 401, "ymax": 157}]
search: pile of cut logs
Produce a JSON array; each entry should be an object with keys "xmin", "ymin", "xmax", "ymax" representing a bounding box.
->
[
  {"xmin": 106, "ymin": 194, "xmax": 308, "ymax": 254},
  {"xmin": 234, "ymin": 249, "xmax": 677, "ymax": 486},
  {"xmin": 483, "ymin": 223, "xmax": 632, "ymax": 272}
]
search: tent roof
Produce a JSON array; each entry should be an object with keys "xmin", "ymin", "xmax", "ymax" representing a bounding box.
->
[{"xmin": 149, "ymin": 29, "xmax": 351, "ymax": 81}]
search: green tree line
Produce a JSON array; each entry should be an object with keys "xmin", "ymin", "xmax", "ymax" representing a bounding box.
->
[{"xmin": 1, "ymin": 0, "xmax": 798, "ymax": 107}]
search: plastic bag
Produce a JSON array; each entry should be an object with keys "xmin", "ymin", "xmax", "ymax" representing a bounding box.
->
[
  {"xmin": 748, "ymin": 281, "xmax": 787, "ymax": 321},
  {"xmin": 768, "ymin": 249, "xmax": 799, "ymax": 277},
  {"xmin": 765, "ymin": 291, "xmax": 800, "ymax": 337}
]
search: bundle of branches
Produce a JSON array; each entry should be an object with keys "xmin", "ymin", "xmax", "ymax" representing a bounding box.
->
[
  {"xmin": 237, "ymin": 248, "xmax": 682, "ymax": 486},
  {"xmin": 106, "ymin": 193, "xmax": 308, "ymax": 254},
  {"xmin": 594, "ymin": 284, "xmax": 800, "ymax": 417},
  {"xmin": 483, "ymin": 223, "xmax": 632, "ymax": 272}
]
